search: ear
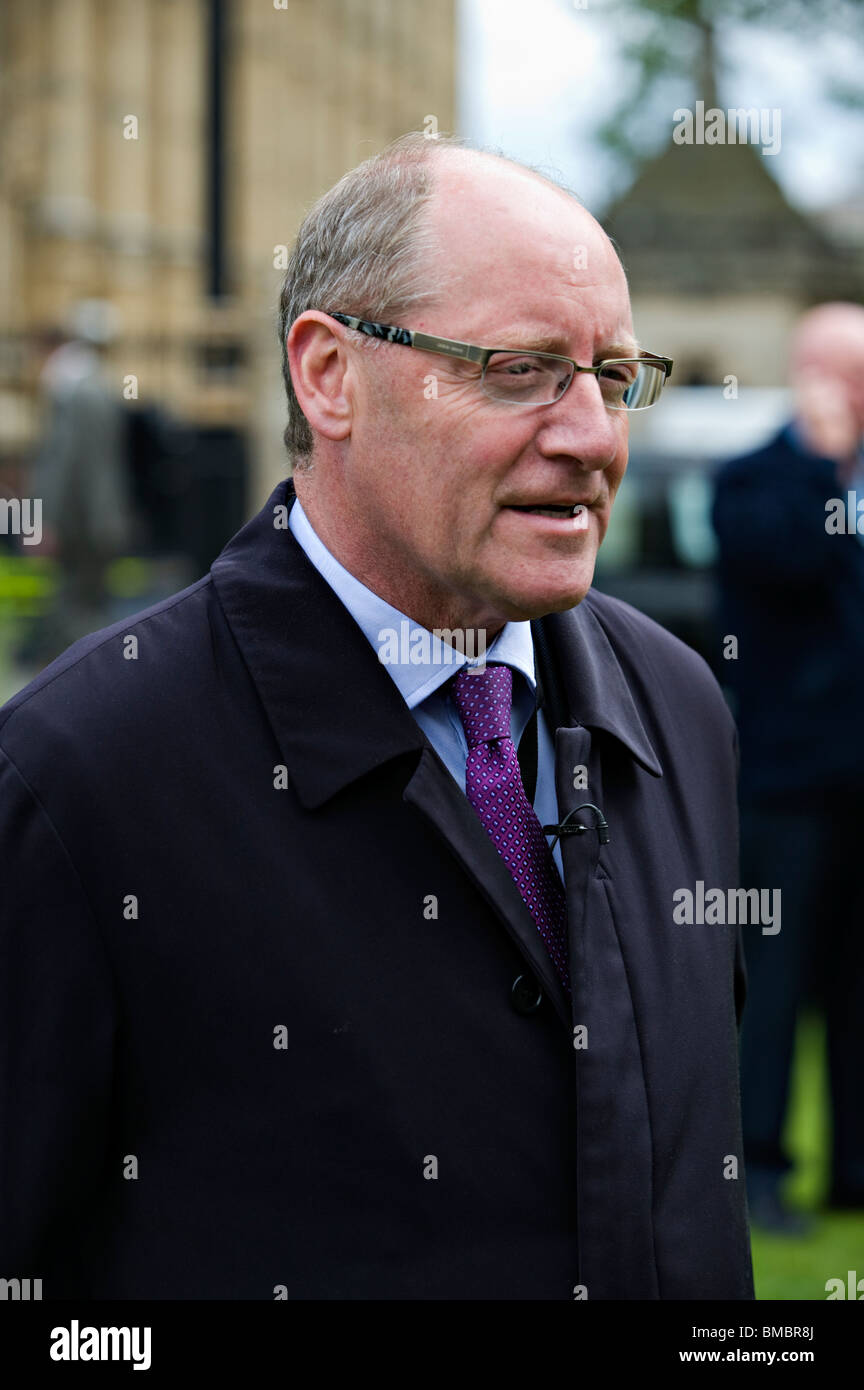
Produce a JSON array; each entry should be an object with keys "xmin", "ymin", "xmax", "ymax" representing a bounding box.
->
[{"xmin": 286, "ymin": 311, "xmax": 354, "ymax": 445}]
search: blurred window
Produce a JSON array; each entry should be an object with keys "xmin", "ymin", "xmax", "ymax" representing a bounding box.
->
[
  {"xmin": 668, "ymin": 471, "xmax": 717, "ymax": 568},
  {"xmin": 596, "ymin": 465, "xmax": 717, "ymax": 573},
  {"xmin": 595, "ymin": 478, "xmax": 641, "ymax": 572}
]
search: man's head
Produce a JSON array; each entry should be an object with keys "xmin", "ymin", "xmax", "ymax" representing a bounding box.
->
[
  {"xmin": 789, "ymin": 302, "xmax": 864, "ymax": 461},
  {"xmin": 279, "ymin": 133, "xmax": 638, "ymax": 634}
]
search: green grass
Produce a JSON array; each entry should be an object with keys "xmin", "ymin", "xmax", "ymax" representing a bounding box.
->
[{"xmin": 750, "ymin": 1010, "xmax": 864, "ymax": 1299}]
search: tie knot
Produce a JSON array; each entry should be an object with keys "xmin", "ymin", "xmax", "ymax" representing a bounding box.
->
[{"xmin": 452, "ymin": 663, "xmax": 513, "ymax": 748}]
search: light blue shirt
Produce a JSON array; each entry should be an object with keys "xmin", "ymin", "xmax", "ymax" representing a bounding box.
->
[{"xmin": 288, "ymin": 496, "xmax": 564, "ymax": 878}]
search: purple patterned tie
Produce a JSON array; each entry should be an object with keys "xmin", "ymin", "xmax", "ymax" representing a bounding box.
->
[{"xmin": 452, "ymin": 663, "xmax": 570, "ymax": 994}]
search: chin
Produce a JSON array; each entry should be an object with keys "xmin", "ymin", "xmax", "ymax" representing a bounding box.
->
[{"xmin": 492, "ymin": 575, "xmax": 596, "ymax": 623}]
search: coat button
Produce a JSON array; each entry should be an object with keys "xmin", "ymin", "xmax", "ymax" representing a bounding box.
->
[{"xmin": 511, "ymin": 974, "xmax": 543, "ymax": 1015}]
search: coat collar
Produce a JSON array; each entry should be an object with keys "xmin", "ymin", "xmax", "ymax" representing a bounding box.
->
[
  {"xmin": 542, "ymin": 602, "xmax": 662, "ymax": 777},
  {"xmin": 210, "ymin": 476, "xmax": 661, "ymax": 808}
]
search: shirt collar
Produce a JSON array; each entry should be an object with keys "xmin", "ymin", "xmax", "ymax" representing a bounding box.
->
[{"xmin": 288, "ymin": 495, "xmax": 536, "ymax": 709}]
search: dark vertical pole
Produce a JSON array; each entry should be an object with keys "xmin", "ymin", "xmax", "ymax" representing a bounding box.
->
[{"xmin": 206, "ymin": 0, "xmax": 228, "ymax": 297}]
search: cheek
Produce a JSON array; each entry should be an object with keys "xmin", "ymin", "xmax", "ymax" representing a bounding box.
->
[{"xmin": 609, "ymin": 436, "xmax": 629, "ymax": 491}]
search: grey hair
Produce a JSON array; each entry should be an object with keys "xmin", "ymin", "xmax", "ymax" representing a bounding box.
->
[{"xmin": 277, "ymin": 131, "xmax": 583, "ymax": 466}]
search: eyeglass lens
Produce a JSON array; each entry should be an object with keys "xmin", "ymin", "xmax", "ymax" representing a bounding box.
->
[{"xmin": 481, "ymin": 352, "xmax": 666, "ymax": 409}]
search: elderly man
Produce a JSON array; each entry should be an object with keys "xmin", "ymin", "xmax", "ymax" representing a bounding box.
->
[
  {"xmin": 713, "ymin": 303, "xmax": 864, "ymax": 1233},
  {"xmin": 0, "ymin": 134, "xmax": 753, "ymax": 1300}
]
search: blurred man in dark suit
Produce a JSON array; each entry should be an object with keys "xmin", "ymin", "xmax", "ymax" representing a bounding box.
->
[{"xmin": 713, "ymin": 302, "xmax": 864, "ymax": 1232}]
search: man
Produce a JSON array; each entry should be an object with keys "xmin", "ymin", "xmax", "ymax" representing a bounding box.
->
[
  {"xmin": 712, "ymin": 303, "xmax": 864, "ymax": 1233},
  {"xmin": 28, "ymin": 301, "xmax": 136, "ymax": 657},
  {"xmin": 0, "ymin": 134, "xmax": 753, "ymax": 1299}
]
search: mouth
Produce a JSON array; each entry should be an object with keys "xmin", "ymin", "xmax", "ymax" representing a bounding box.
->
[{"xmin": 504, "ymin": 501, "xmax": 593, "ymax": 529}]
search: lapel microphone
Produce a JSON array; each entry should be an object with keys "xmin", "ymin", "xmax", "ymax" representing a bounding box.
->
[
  {"xmin": 543, "ymin": 803, "xmax": 610, "ymax": 852},
  {"xmin": 531, "ymin": 618, "xmax": 610, "ymax": 852}
]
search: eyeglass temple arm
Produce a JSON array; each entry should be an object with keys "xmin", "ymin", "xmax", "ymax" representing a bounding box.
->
[
  {"xmin": 409, "ymin": 331, "xmax": 489, "ymax": 366},
  {"xmin": 638, "ymin": 352, "xmax": 674, "ymax": 380}
]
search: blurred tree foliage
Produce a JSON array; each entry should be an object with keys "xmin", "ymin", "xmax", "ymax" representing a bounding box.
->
[{"xmin": 574, "ymin": 0, "xmax": 864, "ymax": 171}]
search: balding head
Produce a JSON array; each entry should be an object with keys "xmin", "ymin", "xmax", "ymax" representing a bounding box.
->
[{"xmin": 423, "ymin": 149, "xmax": 628, "ymax": 334}]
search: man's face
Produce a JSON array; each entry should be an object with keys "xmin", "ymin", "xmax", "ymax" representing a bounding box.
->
[
  {"xmin": 791, "ymin": 308, "xmax": 864, "ymax": 456},
  {"xmin": 317, "ymin": 160, "xmax": 634, "ymax": 632}
]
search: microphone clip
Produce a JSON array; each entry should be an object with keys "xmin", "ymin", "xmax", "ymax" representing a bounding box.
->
[{"xmin": 543, "ymin": 802, "xmax": 610, "ymax": 851}]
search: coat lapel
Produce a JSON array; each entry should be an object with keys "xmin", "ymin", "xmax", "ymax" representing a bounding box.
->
[
  {"xmin": 402, "ymin": 748, "xmax": 573, "ymax": 1030},
  {"xmin": 540, "ymin": 603, "xmax": 665, "ymax": 1295},
  {"xmin": 541, "ymin": 602, "xmax": 663, "ymax": 778}
]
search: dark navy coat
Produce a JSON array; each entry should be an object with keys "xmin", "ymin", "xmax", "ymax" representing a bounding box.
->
[
  {"xmin": 0, "ymin": 477, "xmax": 753, "ymax": 1299},
  {"xmin": 712, "ymin": 424, "xmax": 864, "ymax": 804}
]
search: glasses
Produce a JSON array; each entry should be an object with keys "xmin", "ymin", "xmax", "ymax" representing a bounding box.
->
[{"xmin": 326, "ymin": 312, "xmax": 673, "ymax": 411}]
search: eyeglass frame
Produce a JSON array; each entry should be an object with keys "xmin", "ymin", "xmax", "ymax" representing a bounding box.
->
[{"xmin": 324, "ymin": 311, "xmax": 674, "ymax": 410}]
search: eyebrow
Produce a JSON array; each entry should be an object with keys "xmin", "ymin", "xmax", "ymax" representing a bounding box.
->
[{"xmin": 485, "ymin": 329, "xmax": 642, "ymax": 359}]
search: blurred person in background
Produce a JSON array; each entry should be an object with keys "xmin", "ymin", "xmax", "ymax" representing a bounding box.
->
[
  {"xmin": 712, "ymin": 302, "xmax": 864, "ymax": 1233},
  {"xmin": 29, "ymin": 300, "xmax": 136, "ymax": 656}
]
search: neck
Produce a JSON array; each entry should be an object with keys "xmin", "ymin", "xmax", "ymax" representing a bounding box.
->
[{"xmin": 292, "ymin": 481, "xmax": 507, "ymax": 643}]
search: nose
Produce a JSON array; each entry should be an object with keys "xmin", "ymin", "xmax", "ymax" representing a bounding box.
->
[{"xmin": 531, "ymin": 369, "xmax": 624, "ymax": 472}]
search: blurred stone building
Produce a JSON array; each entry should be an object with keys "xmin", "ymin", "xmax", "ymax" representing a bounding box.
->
[
  {"xmin": 604, "ymin": 139, "xmax": 864, "ymax": 394},
  {"xmin": 0, "ymin": 0, "xmax": 456, "ymax": 533}
]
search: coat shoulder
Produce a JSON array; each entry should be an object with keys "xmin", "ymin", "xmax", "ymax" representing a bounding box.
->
[
  {"xmin": 0, "ymin": 575, "xmax": 217, "ymax": 767},
  {"xmin": 714, "ymin": 435, "xmax": 784, "ymax": 485}
]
